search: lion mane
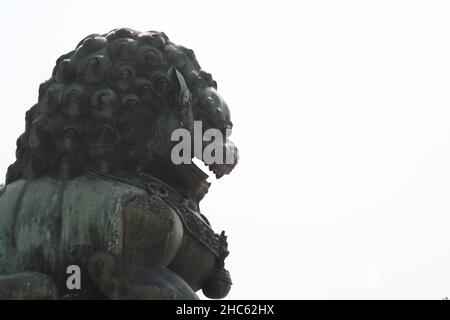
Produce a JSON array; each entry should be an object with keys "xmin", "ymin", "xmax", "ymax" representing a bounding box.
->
[{"xmin": 6, "ymin": 28, "xmax": 219, "ymax": 184}]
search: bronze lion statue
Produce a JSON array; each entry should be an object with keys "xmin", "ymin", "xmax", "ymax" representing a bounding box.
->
[{"xmin": 0, "ymin": 28, "xmax": 238, "ymax": 299}]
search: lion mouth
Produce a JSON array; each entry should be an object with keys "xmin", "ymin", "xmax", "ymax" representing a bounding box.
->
[
  {"xmin": 192, "ymin": 116, "xmax": 237, "ymax": 179},
  {"xmin": 205, "ymin": 139, "xmax": 239, "ymax": 179}
]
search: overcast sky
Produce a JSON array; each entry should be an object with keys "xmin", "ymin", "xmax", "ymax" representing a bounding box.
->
[{"xmin": 1, "ymin": 0, "xmax": 450, "ymax": 299}]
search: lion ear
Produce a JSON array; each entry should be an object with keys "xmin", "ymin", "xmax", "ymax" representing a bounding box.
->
[{"xmin": 169, "ymin": 66, "xmax": 190, "ymax": 107}]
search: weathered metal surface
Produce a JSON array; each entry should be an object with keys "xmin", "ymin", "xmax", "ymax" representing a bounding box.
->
[
  {"xmin": 0, "ymin": 272, "xmax": 58, "ymax": 300},
  {"xmin": 88, "ymin": 253, "xmax": 198, "ymax": 300},
  {"xmin": 0, "ymin": 28, "xmax": 237, "ymax": 299},
  {"xmin": 0, "ymin": 175, "xmax": 135, "ymax": 294}
]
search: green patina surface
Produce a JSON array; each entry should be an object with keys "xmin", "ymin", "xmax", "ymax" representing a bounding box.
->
[{"xmin": 0, "ymin": 175, "xmax": 146, "ymax": 277}]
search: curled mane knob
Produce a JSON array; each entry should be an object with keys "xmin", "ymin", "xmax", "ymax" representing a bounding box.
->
[
  {"xmin": 151, "ymin": 71, "xmax": 172, "ymax": 96},
  {"xmin": 105, "ymin": 28, "xmax": 139, "ymax": 42},
  {"xmin": 41, "ymin": 84, "xmax": 64, "ymax": 114},
  {"xmin": 136, "ymin": 45, "xmax": 165, "ymax": 68},
  {"xmin": 62, "ymin": 84, "xmax": 88, "ymax": 115},
  {"xmin": 109, "ymin": 38, "xmax": 137, "ymax": 61},
  {"xmin": 111, "ymin": 63, "xmax": 136, "ymax": 90},
  {"xmin": 85, "ymin": 121, "xmax": 117, "ymax": 151},
  {"xmin": 134, "ymin": 78, "xmax": 154, "ymax": 99},
  {"xmin": 91, "ymin": 89, "xmax": 118, "ymax": 118},
  {"xmin": 54, "ymin": 59, "xmax": 74, "ymax": 82},
  {"xmin": 74, "ymin": 35, "xmax": 108, "ymax": 57},
  {"xmin": 134, "ymin": 78, "xmax": 164, "ymax": 112},
  {"xmin": 121, "ymin": 94, "xmax": 141, "ymax": 114},
  {"xmin": 28, "ymin": 116, "xmax": 51, "ymax": 149},
  {"xmin": 55, "ymin": 150, "xmax": 83, "ymax": 180},
  {"xmin": 55, "ymin": 126, "xmax": 82, "ymax": 151},
  {"xmin": 76, "ymin": 54, "xmax": 110, "ymax": 83},
  {"xmin": 137, "ymin": 31, "xmax": 167, "ymax": 48}
]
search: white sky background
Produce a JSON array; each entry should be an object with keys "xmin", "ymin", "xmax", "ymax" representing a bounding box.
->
[{"xmin": 1, "ymin": 0, "xmax": 450, "ymax": 299}]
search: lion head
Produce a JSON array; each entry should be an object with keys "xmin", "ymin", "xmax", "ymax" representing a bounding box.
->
[{"xmin": 6, "ymin": 28, "xmax": 238, "ymax": 198}]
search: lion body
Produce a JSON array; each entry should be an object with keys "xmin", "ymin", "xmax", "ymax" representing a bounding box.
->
[
  {"xmin": 0, "ymin": 28, "xmax": 235, "ymax": 299},
  {"xmin": 0, "ymin": 174, "xmax": 215, "ymax": 297}
]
